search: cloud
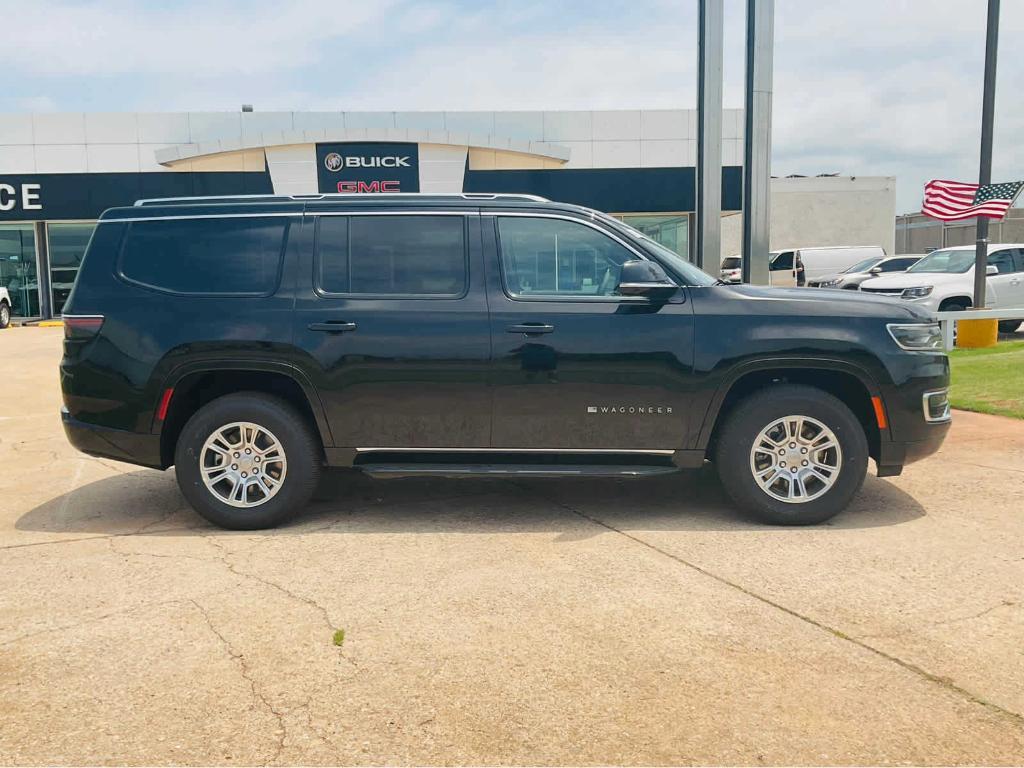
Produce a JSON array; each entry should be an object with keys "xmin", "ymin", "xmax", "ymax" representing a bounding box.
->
[{"xmin": 1, "ymin": 0, "xmax": 1023, "ymax": 212}]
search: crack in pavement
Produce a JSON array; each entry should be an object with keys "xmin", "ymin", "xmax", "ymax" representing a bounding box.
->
[
  {"xmin": 511, "ymin": 482, "xmax": 1024, "ymax": 728},
  {"xmin": 189, "ymin": 598, "xmax": 288, "ymax": 765},
  {"xmin": 858, "ymin": 600, "xmax": 1019, "ymax": 640}
]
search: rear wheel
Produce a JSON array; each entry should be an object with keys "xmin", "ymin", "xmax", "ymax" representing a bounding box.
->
[
  {"xmin": 713, "ymin": 385, "xmax": 869, "ymax": 525},
  {"xmin": 174, "ymin": 392, "xmax": 322, "ymax": 529},
  {"xmin": 0, "ymin": 302, "xmax": 10, "ymax": 329},
  {"xmin": 998, "ymin": 320, "xmax": 1021, "ymax": 334}
]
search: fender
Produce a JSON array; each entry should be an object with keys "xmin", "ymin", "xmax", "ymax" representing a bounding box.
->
[
  {"xmin": 155, "ymin": 358, "xmax": 335, "ymax": 448},
  {"xmin": 694, "ymin": 355, "xmax": 885, "ymax": 450}
]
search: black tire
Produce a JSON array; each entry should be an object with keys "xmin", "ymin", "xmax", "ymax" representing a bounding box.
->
[
  {"xmin": 713, "ymin": 384, "xmax": 869, "ymax": 525},
  {"xmin": 0, "ymin": 302, "xmax": 10, "ymax": 329},
  {"xmin": 998, "ymin": 320, "xmax": 1021, "ymax": 334},
  {"xmin": 942, "ymin": 302, "xmax": 968, "ymax": 313},
  {"xmin": 174, "ymin": 392, "xmax": 322, "ymax": 529}
]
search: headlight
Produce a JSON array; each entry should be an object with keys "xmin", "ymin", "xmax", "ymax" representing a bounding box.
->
[
  {"xmin": 819, "ymin": 279, "xmax": 841, "ymax": 288},
  {"xmin": 900, "ymin": 286, "xmax": 933, "ymax": 299},
  {"xmin": 887, "ymin": 323, "xmax": 943, "ymax": 351}
]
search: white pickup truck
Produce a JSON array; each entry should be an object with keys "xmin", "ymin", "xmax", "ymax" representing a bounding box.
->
[{"xmin": 0, "ymin": 287, "xmax": 11, "ymax": 329}]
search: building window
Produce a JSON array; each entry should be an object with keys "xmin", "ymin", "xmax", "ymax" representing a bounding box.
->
[
  {"xmin": 0, "ymin": 224, "xmax": 39, "ymax": 318},
  {"xmin": 616, "ymin": 214, "xmax": 689, "ymax": 259},
  {"xmin": 47, "ymin": 222, "xmax": 96, "ymax": 315}
]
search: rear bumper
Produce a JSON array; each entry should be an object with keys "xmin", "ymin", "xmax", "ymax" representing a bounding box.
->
[{"xmin": 62, "ymin": 408, "xmax": 164, "ymax": 469}]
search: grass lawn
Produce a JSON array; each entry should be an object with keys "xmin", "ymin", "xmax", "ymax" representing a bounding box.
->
[{"xmin": 948, "ymin": 339, "xmax": 1024, "ymax": 419}]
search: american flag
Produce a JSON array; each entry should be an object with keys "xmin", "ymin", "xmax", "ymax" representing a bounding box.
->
[{"xmin": 921, "ymin": 179, "xmax": 1024, "ymax": 221}]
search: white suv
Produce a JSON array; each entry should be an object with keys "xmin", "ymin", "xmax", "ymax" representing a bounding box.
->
[
  {"xmin": 0, "ymin": 287, "xmax": 11, "ymax": 329},
  {"xmin": 859, "ymin": 244, "xmax": 1024, "ymax": 333}
]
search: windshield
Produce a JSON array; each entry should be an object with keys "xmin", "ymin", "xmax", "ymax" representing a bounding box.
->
[
  {"xmin": 844, "ymin": 256, "xmax": 883, "ymax": 274},
  {"xmin": 722, "ymin": 256, "xmax": 741, "ymax": 269},
  {"xmin": 595, "ymin": 213, "xmax": 717, "ymax": 287},
  {"xmin": 907, "ymin": 249, "xmax": 975, "ymax": 274}
]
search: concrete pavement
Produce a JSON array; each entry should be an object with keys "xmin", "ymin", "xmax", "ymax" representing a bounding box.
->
[{"xmin": 1, "ymin": 327, "xmax": 1022, "ymax": 765}]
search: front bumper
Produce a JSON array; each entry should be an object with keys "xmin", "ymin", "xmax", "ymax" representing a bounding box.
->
[
  {"xmin": 876, "ymin": 421, "xmax": 950, "ymax": 475},
  {"xmin": 62, "ymin": 408, "xmax": 164, "ymax": 469}
]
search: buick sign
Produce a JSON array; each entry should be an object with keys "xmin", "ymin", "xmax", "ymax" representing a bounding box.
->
[{"xmin": 316, "ymin": 142, "xmax": 420, "ymax": 194}]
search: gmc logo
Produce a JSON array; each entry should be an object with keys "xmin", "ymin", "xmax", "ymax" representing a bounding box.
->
[{"xmin": 337, "ymin": 180, "xmax": 401, "ymax": 193}]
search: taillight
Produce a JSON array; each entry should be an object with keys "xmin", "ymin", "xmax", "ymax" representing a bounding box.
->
[{"xmin": 63, "ymin": 314, "xmax": 104, "ymax": 340}]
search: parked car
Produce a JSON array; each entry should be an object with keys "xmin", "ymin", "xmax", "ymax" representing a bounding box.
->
[
  {"xmin": 0, "ymin": 287, "xmax": 11, "ymax": 329},
  {"xmin": 720, "ymin": 255, "xmax": 742, "ymax": 283},
  {"xmin": 809, "ymin": 255, "xmax": 923, "ymax": 290},
  {"xmin": 61, "ymin": 193, "xmax": 951, "ymax": 529},
  {"xmin": 860, "ymin": 244, "xmax": 1024, "ymax": 333}
]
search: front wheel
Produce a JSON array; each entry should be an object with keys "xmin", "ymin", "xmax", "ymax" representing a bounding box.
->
[
  {"xmin": 0, "ymin": 303, "xmax": 10, "ymax": 329},
  {"xmin": 174, "ymin": 393, "xmax": 322, "ymax": 529},
  {"xmin": 713, "ymin": 385, "xmax": 869, "ymax": 525}
]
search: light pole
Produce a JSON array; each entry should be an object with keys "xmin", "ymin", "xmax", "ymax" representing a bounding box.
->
[{"xmin": 972, "ymin": 0, "xmax": 1000, "ymax": 308}]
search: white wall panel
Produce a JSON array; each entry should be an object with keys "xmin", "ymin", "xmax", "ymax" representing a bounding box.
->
[
  {"xmin": 344, "ymin": 112, "xmax": 395, "ymax": 130},
  {"xmin": 591, "ymin": 140, "xmax": 641, "ymax": 168},
  {"xmin": 86, "ymin": 143, "xmax": 141, "ymax": 172},
  {"xmin": 85, "ymin": 113, "xmax": 139, "ymax": 144},
  {"xmin": 0, "ymin": 145, "xmax": 35, "ymax": 173},
  {"xmin": 592, "ymin": 110, "xmax": 641, "ymax": 141},
  {"xmin": 395, "ymin": 112, "xmax": 445, "ymax": 131},
  {"xmin": 418, "ymin": 143, "xmax": 467, "ymax": 193},
  {"xmin": 35, "ymin": 144, "xmax": 88, "ymax": 173},
  {"xmin": 265, "ymin": 144, "xmax": 317, "ymax": 195},
  {"xmin": 0, "ymin": 114, "xmax": 34, "ymax": 144},
  {"xmin": 640, "ymin": 110, "xmax": 689, "ymax": 140},
  {"xmin": 444, "ymin": 112, "xmax": 494, "ymax": 135},
  {"xmin": 241, "ymin": 112, "xmax": 293, "ymax": 138},
  {"xmin": 32, "ymin": 113, "xmax": 85, "ymax": 144},
  {"xmin": 187, "ymin": 112, "xmax": 242, "ymax": 143},
  {"xmin": 542, "ymin": 111, "xmax": 591, "ymax": 142},
  {"xmin": 493, "ymin": 112, "xmax": 543, "ymax": 140},
  {"xmin": 559, "ymin": 141, "xmax": 592, "ymax": 169},
  {"xmin": 292, "ymin": 112, "xmax": 345, "ymax": 133},
  {"xmin": 137, "ymin": 112, "xmax": 191, "ymax": 143}
]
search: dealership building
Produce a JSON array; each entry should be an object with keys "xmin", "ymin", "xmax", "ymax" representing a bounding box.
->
[{"xmin": 0, "ymin": 109, "xmax": 895, "ymax": 320}]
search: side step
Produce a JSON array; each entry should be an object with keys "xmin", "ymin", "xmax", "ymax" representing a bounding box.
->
[{"xmin": 357, "ymin": 463, "xmax": 681, "ymax": 479}]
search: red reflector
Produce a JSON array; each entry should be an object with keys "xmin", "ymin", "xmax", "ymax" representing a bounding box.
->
[
  {"xmin": 63, "ymin": 315, "xmax": 104, "ymax": 339},
  {"xmin": 156, "ymin": 388, "xmax": 174, "ymax": 421},
  {"xmin": 871, "ymin": 396, "xmax": 888, "ymax": 430}
]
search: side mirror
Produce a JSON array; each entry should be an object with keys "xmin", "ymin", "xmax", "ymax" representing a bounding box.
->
[
  {"xmin": 617, "ymin": 260, "xmax": 677, "ymax": 299},
  {"xmin": 986, "ymin": 265, "xmax": 999, "ymax": 275},
  {"xmin": 869, "ymin": 266, "xmax": 882, "ymax": 274}
]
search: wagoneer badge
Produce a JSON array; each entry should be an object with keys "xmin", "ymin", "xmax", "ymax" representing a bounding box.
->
[{"xmin": 588, "ymin": 405, "xmax": 673, "ymax": 414}]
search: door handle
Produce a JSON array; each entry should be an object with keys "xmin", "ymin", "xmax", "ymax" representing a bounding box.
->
[
  {"xmin": 308, "ymin": 321, "xmax": 357, "ymax": 333},
  {"xmin": 507, "ymin": 323, "xmax": 555, "ymax": 335}
]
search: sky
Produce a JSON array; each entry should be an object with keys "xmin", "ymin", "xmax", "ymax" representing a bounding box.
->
[{"xmin": 1, "ymin": 0, "xmax": 1022, "ymax": 213}]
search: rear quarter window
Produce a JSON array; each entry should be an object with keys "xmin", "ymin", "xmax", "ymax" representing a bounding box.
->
[{"xmin": 118, "ymin": 216, "xmax": 289, "ymax": 295}]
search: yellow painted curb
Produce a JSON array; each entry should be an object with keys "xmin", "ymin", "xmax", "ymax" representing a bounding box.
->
[
  {"xmin": 37, "ymin": 320, "xmax": 65, "ymax": 328},
  {"xmin": 956, "ymin": 318, "xmax": 998, "ymax": 348}
]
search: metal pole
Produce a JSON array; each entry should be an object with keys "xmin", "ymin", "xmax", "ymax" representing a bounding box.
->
[
  {"xmin": 741, "ymin": 0, "xmax": 774, "ymax": 285},
  {"xmin": 973, "ymin": 0, "xmax": 999, "ymax": 309},
  {"xmin": 696, "ymin": 0, "xmax": 724, "ymax": 272}
]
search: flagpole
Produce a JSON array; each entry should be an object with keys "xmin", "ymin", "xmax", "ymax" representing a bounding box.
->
[{"xmin": 973, "ymin": 0, "xmax": 1000, "ymax": 309}]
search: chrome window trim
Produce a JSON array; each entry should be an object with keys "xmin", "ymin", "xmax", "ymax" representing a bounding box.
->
[{"xmin": 922, "ymin": 388, "xmax": 952, "ymax": 423}]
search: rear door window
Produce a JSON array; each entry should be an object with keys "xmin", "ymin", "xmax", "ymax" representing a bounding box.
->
[
  {"xmin": 118, "ymin": 216, "xmax": 288, "ymax": 295},
  {"xmin": 316, "ymin": 215, "xmax": 466, "ymax": 297}
]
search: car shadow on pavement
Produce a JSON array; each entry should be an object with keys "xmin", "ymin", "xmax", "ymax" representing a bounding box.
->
[{"xmin": 15, "ymin": 463, "xmax": 927, "ymax": 537}]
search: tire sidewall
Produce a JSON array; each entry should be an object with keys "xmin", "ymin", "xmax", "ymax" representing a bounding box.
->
[
  {"xmin": 0, "ymin": 303, "xmax": 10, "ymax": 329},
  {"xmin": 716, "ymin": 387, "xmax": 869, "ymax": 525},
  {"xmin": 174, "ymin": 394, "xmax": 320, "ymax": 529}
]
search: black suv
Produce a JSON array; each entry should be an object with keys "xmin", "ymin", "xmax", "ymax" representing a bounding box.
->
[{"xmin": 60, "ymin": 193, "xmax": 951, "ymax": 529}]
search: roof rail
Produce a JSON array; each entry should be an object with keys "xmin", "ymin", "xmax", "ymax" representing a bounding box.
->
[{"xmin": 134, "ymin": 192, "xmax": 550, "ymax": 206}]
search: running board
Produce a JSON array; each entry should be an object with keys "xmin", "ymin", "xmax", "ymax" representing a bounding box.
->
[{"xmin": 357, "ymin": 463, "xmax": 681, "ymax": 479}]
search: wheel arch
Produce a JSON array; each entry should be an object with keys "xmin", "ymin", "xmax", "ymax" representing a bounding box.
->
[
  {"xmin": 157, "ymin": 361, "xmax": 332, "ymax": 468},
  {"xmin": 698, "ymin": 358, "xmax": 884, "ymax": 462},
  {"xmin": 938, "ymin": 295, "xmax": 972, "ymax": 311}
]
